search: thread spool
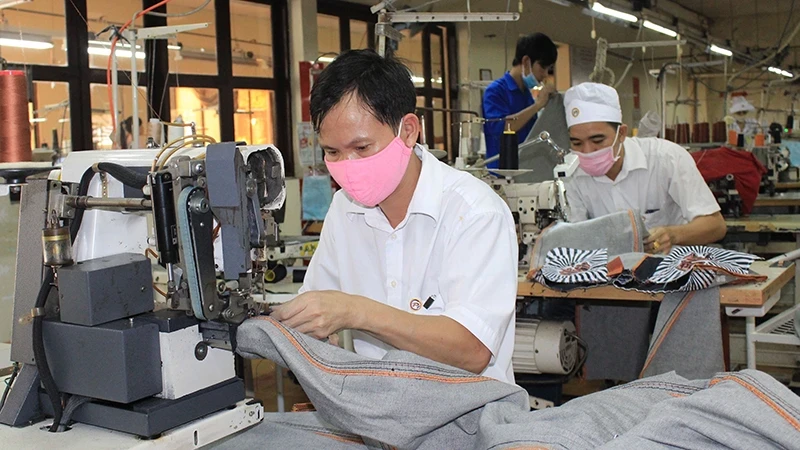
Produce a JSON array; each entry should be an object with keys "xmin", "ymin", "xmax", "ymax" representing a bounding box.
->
[
  {"xmin": 0, "ymin": 71, "xmax": 32, "ymax": 163},
  {"xmin": 712, "ymin": 121, "xmax": 726, "ymax": 143},
  {"xmin": 500, "ymin": 125, "xmax": 518, "ymax": 170}
]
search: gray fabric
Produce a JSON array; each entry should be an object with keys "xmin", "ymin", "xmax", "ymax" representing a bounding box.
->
[
  {"xmin": 642, "ymin": 287, "xmax": 725, "ymax": 380},
  {"xmin": 517, "ymin": 93, "xmax": 569, "ymax": 184},
  {"xmin": 579, "ymin": 303, "xmax": 652, "ymax": 381},
  {"xmin": 531, "ymin": 210, "xmax": 647, "ymax": 269},
  {"xmin": 531, "ymin": 210, "xmax": 649, "ymax": 381},
  {"xmin": 212, "ymin": 318, "xmax": 800, "ymax": 450}
]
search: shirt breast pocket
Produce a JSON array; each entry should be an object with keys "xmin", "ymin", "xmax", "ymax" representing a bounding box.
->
[
  {"xmin": 642, "ymin": 207, "xmax": 668, "ymax": 229},
  {"xmin": 412, "ymin": 292, "xmax": 445, "ymax": 315}
]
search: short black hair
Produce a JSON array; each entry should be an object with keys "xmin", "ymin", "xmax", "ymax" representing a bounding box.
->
[
  {"xmin": 512, "ymin": 33, "xmax": 558, "ymax": 67},
  {"xmin": 310, "ymin": 49, "xmax": 416, "ymax": 133}
]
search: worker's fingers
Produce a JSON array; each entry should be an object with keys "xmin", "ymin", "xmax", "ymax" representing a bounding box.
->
[
  {"xmin": 327, "ymin": 333, "xmax": 340, "ymax": 347},
  {"xmin": 270, "ymin": 294, "xmax": 309, "ymax": 321}
]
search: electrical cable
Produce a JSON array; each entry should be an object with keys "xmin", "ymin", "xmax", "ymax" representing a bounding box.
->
[
  {"xmin": 145, "ymin": 0, "xmax": 211, "ymax": 18},
  {"xmin": 95, "ymin": 162, "xmax": 149, "ymax": 189},
  {"xmin": 32, "ymin": 267, "xmax": 60, "ymax": 432},
  {"xmin": 0, "ymin": 363, "xmax": 19, "ymax": 412}
]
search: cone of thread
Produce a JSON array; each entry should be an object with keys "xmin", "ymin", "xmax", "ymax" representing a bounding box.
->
[{"xmin": 0, "ymin": 70, "xmax": 33, "ymax": 163}]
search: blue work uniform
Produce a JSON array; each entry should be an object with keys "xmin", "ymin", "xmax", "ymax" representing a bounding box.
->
[{"xmin": 481, "ymin": 72, "xmax": 536, "ymax": 168}]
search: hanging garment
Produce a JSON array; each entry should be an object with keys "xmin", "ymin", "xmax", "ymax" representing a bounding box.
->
[{"xmin": 692, "ymin": 147, "xmax": 767, "ymax": 215}]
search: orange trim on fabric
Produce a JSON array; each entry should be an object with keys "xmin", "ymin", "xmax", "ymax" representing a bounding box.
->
[
  {"xmin": 313, "ymin": 431, "xmax": 366, "ymax": 445},
  {"xmin": 709, "ymin": 376, "xmax": 800, "ymax": 431},
  {"xmin": 630, "ymin": 255, "xmax": 650, "ymax": 273},
  {"xmin": 527, "ymin": 266, "xmax": 542, "ymax": 281},
  {"xmin": 628, "ymin": 210, "xmax": 640, "ymax": 252},
  {"xmin": 255, "ymin": 316, "xmax": 492, "ymax": 384},
  {"xmin": 639, "ymin": 292, "xmax": 696, "ymax": 378},
  {"xmin": 691, "ymin": 263, "xmax": 768, "ymax": 283},
  {"xmin": 607, "ymin": 257, "xmax": 624, "ymax": 277}
]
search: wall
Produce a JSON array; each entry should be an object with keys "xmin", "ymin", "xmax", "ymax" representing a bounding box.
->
[
  {"xmin": 704, "ymin": 7, "xmax": 799, "ymax": 127},
  {"xmin": 445, "ymin": 0, "xmax": 706, "ymax": 137}
]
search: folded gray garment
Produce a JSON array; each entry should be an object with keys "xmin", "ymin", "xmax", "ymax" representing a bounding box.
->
[
  {"xmin": 531, "ymin": 210, "xmax": 647, "ymax": 269},
  {"xmin": 212, "ymin": 318, "xmax": 800, "ymax": 450},
  {"xmin": 641, "ymin": 287, "xmax": 725, "ymax": 380},
  {"xmin": 531, "ymin": 210, "xmax": 648, "ymax": 381},
  {"xmin": 516, "ymin": 92, "xmax": 569, "ymax": 184}
]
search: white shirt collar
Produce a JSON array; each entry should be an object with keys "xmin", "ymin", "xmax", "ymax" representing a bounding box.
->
[{"xmin": 344, "ymin": 144, "xmax": 443, "ymax": 224}]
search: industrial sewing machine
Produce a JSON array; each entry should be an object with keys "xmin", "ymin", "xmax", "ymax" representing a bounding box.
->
[
  {"xmin": 753, "ymin": 145, "xmax": 791, "ymax": 196},
  {"xmin": 0, "ymin": 142, "xmax": 285, "ymax": 443},
  {"xmin": 469, "ymin": 132, "xmax": 579, "ymax": 268}
]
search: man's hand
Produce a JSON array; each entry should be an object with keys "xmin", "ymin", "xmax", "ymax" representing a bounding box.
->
[
  {"xmin": 270, "ymin": 290, "xmax": 361, "ymax": 339},
  {"xmin": 644, "ymin": 227, "xmax": 677, "ymax": 254},
  {"xmin": 536, "ymin": 83, "xmax": 556, "ymax": 108}
]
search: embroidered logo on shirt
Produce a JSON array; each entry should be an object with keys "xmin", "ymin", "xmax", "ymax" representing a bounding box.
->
[
  {"xmin": 571, "ymin": 107, "xmax": 580, "ymax": 118},
  {"xmin": 409, "ymin": 298, "xmax": 422, "ymax": 311}
]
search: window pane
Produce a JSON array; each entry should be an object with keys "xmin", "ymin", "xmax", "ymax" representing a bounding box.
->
[
  {"xmin": 169, "ymin": 0, "xmax": 217, "ymax": 75},
  {"xmin": 317, "ymin": 14, "xmax": 340, "ymax": 58},
  {"xmin": 430, "ymin": 33, "xmax": 442, "ymax": 89},
  {"xmin": 350, "ymin": 20, "xmax": 369, "ymax": 50},
  {"xmin": 234, "ymin": 89, "xmax": 276, "ymax": 145},
  {"xmin": 0, "ymin": 0, "xmax": 67, "ymax": 66},
  {"xmin": 231, "ymin": 1, "xmax": 273, "ymax": 78},
  {"xmin": 32, "ymin": 81, "xmax": 70, "ymax": 154},
  {"xmin": 432, "ymin": 97, "xmax": 445, "ymax": 150},
  {"xmin": 397, "ymin": 29, "xmax": 423, "ymax": 87},
  {"xmin": 169, "ymin": 87, "xmax": 221, "ymax": 142},
  {"xmin": 90, "ymin": 83, "xmax": 150, "ymax": 150},
  {"xmin": 87, "ymin": 0, "xmax": 145, "ymax": 72}
]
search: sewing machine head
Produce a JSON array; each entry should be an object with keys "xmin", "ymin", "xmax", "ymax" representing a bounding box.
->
[{"xmin": 0, "ymin": 142, "xmax": 286, "ymax": 437}]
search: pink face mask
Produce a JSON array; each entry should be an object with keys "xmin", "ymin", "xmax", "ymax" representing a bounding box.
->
[
  {"xmin": 574, "ymin": 127, "xmax": 621, "ymax": 177},
  {"xmin": 325, "ymin": 122, "xmax": 413, "ymax": 207}
]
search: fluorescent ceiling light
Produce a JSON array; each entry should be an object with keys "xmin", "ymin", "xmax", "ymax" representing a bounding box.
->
[
  {"xmin": 642, "ymin": 20, "xmax": 677, "ymax": 38},
  {"xmin": 0, "ymin": 31, "xmax": 54, "ymax": 50},
  {"xmin": 709, "ymin": 44, "xmax": 732, "ymax": 57},
  {"xmin": 30, "ymin": 118, "xmax": 47, "ymax": 123},
  {"xmin": 58, "ymin": 118, "xmax": 69, "ymax": 123},
  {"xmin": 411, "ymin": 76, "xmax": 443, "ymax": 84},
  {"xmin": 317, "ymin": 56, "xmax": 335, "ymax": 63},
  {"xmin": 87, "ymin": 46, "xmax": 145, "ymax": 59},
  {"xmin": 591, "ymin": 2, "xmax": 638, "ymax": 23},
  {"xmin": 0, "ymin": 37, "xmax": 53, "ymax": 49},
  {"xmin": 768, "ymin": 66, "xmax": 794, "ymax": 78},
  {"xmin": 0, "ymin": 0, "xmax": 31, "ymax": 10}
]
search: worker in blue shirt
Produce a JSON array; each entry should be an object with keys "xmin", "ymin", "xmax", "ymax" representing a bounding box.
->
[{"xmin": 482, "ymin": 33, "xmax": 558, "ymax": 168}]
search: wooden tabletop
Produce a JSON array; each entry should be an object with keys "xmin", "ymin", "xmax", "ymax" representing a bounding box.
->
[
  {"xmin": 725, "ymin": 215, "xmax": 800, "ymax": 233},
  {"xmin": 755, "ymin": 192, "xmax": 800, "ymax": 207},
  {"xmin": 517, "ymin": 262, "xmax": 794, "ymax": 308},
  {"xmin": 776, "ymin": 181, "xmax": 800, "ymax": 190}
]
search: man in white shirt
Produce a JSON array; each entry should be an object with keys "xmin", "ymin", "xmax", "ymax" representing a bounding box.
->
[
  {"xmin": 270, "ymin": 50, "xmax": 518, "ymax": 383},
  {"xmin": 564, "ymin": 82, "xmax": 726, "ymax": 253}
]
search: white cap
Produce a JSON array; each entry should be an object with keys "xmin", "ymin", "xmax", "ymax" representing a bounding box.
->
[
  {"xmin": 564, "ymin": 82, "xmax": 623, "ymax": 128},
  {"xmin": 730, "ymin": 96, "xmax": 755, "ymax": 114}
]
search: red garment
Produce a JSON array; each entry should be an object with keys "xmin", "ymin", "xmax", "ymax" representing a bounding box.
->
[{"xmin": 691, "ymin": 147, "xmax": 767, "ymax": 215}]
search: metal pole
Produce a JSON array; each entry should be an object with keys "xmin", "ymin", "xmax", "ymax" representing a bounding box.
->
[
  {"xmin": 112, "ymin": 50, "xmax": 121, "ymax": 148},
  {"xmin": 131, "ymin": 33, "xmax": 140, "ymax": 149}
]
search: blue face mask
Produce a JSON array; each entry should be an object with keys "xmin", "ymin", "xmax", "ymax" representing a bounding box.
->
[{"xmin": 522, "ymin": 61, "xmax": 539, "ymax": 90}]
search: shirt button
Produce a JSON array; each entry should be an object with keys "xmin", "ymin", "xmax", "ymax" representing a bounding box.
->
[
  {"xmin": 391, "ymin": 234, "xmax": 397, "ymax": 240},
  {"xmin": 391, "ymin": 280, "xmax": 397, "ymax": 288}
]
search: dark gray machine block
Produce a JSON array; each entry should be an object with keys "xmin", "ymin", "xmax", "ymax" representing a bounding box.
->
[
  {"xmin": 42, "ymin": 318, "xmax": 162, "ymax": 403},
  {"xmin": 57, "ymin": 253, "xmax": 154, "ymax": 326},
  {"xmin": 39, "ymin": 378, "xmax": 245, "ymax": 438}
]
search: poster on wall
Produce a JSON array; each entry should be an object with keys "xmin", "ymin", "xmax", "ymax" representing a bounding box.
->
[{"xmin": 297, "ymin": 122, "xmax": 323, "ymax": 168}]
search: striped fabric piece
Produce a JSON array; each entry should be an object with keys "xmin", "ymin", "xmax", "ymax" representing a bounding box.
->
[
  {"xmin": 648, "ymin": 246, "xmax": 761, "ymax": 291},
  {"xmin": 540, "ymin": 247, "xmax": 609, "ymax": 284}
]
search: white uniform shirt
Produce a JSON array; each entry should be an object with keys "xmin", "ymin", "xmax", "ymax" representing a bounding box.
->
[
  {"xmin": 300, "ymin": 145, "xmax": 518, "ymax": 383},
  {"xmin": 566, "ymin": 137, "xmax": 720, "ymax": 229}
]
